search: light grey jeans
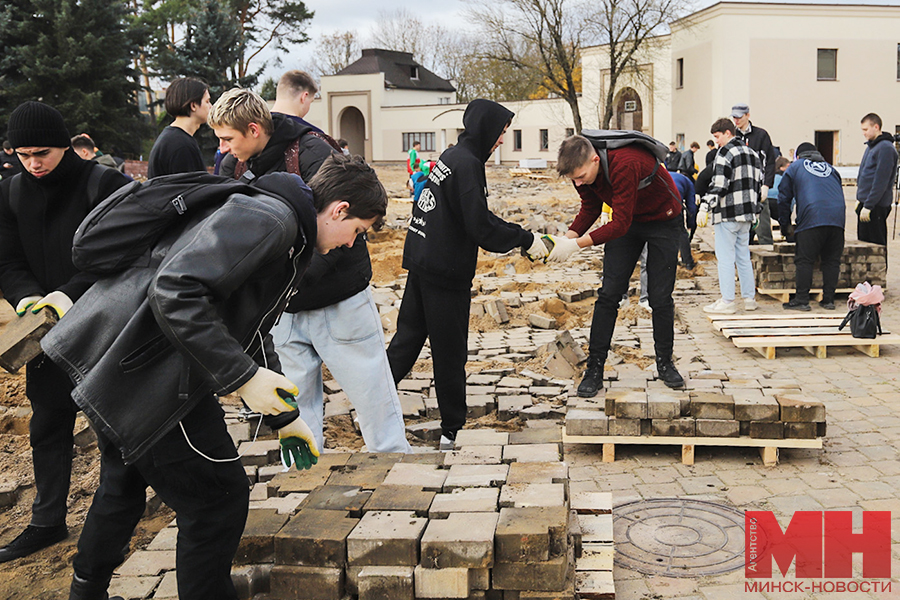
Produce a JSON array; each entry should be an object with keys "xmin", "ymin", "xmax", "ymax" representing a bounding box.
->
[{"xmin": 272, "ymin": 287, "xmax": 411, "ymax": 453}]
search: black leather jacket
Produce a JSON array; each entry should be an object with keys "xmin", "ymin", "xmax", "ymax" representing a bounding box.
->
[{"xmin": 42, "ymin": 174, "xmax": 317, "ymax": 463}]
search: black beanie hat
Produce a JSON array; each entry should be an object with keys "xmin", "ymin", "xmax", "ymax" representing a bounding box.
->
[
  {"xmin": 796, "ymin": 142, "xmax": 817, "ymax": 156},
  {"xmin": 6, "ymin": 101, "xmax": 71, "ymax": 149}
]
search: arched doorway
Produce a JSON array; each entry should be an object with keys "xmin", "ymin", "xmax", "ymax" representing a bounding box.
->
[
  {"xmin": 614, "ymin": 88, "xmax": 643, "ymax": 131},
  {"xmin": 339, "ymin": 107, "xmax": 366, "ymax": 159}
]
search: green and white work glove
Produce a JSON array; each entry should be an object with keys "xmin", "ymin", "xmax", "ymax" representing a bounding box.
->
[
  {"xmin": 277, "ymin": 397, "xmax": 320, "ymax": 471},
  {"xmin": 15, "ymin": 295, "xmax": 42, "ymax": 316},
  {"xmin": 525, "ymin": 232, "xmax": 551, "ymax": 261},
  {"xmin": 32, "ymin": 291, "xmax": 73, "ymax": 318}
]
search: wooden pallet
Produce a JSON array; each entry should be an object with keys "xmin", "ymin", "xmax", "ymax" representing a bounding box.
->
[
  {"xmin": 757, "ymin": 287, "xmax": 855, "ymax": 302},
  {"xmin": 707, "ymin": 313, "xmax": 900, "ymax": 359},
  {"xmin": 563, "ymin": 433, "xmax": 821, "ymax": 466}
]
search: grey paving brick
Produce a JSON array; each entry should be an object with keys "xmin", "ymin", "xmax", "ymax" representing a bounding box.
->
[
  {"xmin": 346, "ymin": 511, "xmax": 428, "ymax": 566},
  {"xmin": 421, "ymin": 512, "xmax": 498, "ymax": 568},
  {"xmin": 429, "ymin": 488, "xmax": 499, "ymax": 518},
  {"xmin": 275, "ymin": 508, "xmax": 358, "ymax": 567}
]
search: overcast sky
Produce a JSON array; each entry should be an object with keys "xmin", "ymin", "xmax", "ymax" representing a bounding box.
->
[{"xmin": 260, "ymin": 0, "xmax": 898, "ymax": 82}]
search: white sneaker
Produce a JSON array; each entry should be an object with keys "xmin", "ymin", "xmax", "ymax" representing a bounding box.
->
[
  {"xmin": 439, "ymin": 435, "xmax": 455, "ymax": 451},
  {"xmin": 618, "ymin": 295, "xmax": 628, "ymax": 309},
  {"xmin": 744, "ymin": 298, "xmax": 758, "ymax": 311},
  {"xmin": 638, "ymin": 299, "xmax": 652, "ymax": 313},
  {"xmin": 703, "ymin": 299, "xmax": 736, "ymax": 314}
]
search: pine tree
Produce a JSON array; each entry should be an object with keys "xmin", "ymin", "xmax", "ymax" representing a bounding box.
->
[{"xmin": 0, "ymin": 0, "xmax": 147, "ymax": 154}]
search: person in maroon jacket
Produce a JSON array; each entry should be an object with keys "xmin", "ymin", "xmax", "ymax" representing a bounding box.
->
[{"xmin": 549, "ymin": 134, "xmax": 685, "ymax": 397}]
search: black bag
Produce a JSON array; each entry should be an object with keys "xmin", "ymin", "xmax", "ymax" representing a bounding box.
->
[
  {"xmin": 580, "ymin": 129, "xmax": 668, "ymax": 190},
  {"xmin": 839, "ymin": 304, "xmax": 882, "ymax": 339},
  {"xmin": 72, "ymin": 172, "xmax": 260, "ymax": 275}
]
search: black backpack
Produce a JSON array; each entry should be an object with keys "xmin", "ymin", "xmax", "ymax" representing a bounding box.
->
[
  {"xmin": 72, "ymin": 172, "xmax": 260, "ymax": 275},
  {"xmin": 580, "ymin": 129, "xmax": 669, "ymax": 190}
]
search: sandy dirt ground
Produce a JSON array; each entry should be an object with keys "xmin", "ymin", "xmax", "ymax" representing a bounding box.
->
[{"xmin": 0, "ymin": 162, "xmax": 891, "ymax": 599}]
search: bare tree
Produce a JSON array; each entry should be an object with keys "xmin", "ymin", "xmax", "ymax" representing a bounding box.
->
[
  {"xmin": 310, "ymin": 30, "xmax": 360, "ymax": 77},
  {"xmin": 370, "ymin": 9, "xmax": 428, "ymax": 62},
  {"xmin": 468, "ymin": 0, "xmax": 590, "ymax": 131},
  {"xmin": 590, "ymin": 0, "xmax": 690, "ymax": 129}
]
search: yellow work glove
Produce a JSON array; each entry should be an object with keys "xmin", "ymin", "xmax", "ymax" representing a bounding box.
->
[
  {"xmin": 32, "ymin": 291, "xmax": 73, "ymax": 318},
  {"xmin": 15, "ymin": 295, "xmax": 42, "ymax": 317},
  {"xmin": 236, "ymin": 367, "xmax": 299, "ymax": 415},
  {"xmin": 277, "ymin": 400, "xmax": 320, "ymax": 471}
]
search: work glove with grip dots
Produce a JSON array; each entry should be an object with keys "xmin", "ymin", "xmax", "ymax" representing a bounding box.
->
[
  {"xmin": 236, "ymin": 367, "xmax": 299, "ymax": 416},
  {"xmin": 277, "ymin": 398, "xmax": 320, "ymax": 471},
  {"xmin": 524, "ymin": 232, "xmax": 551, "ymax": 261},
  {"xmin": 546, "ymin": 235, "xmax": 581, "ymax": 263},
  {"xmin": 32, "ymin": 291, "xmax": 73, "ymax": 318},
  {"xmin": 15, "ymin": 295, "xmax": 42, "ymax": 317}
]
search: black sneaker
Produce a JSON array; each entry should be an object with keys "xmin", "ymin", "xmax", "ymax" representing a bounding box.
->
[
  {"xmin": 819, "ymin": 301, "xmax": 836, "ymax": 310},
  {"xmin": 577, "ymin": 360, "xmax": 604, "ymax": 398},
  {"xmin": 656, "ymin": 357, "xmax": 685, "ymax": 389},
  {"xmin": 69, "ymin": 574, "xmax": 125, "ymax": 600},
  {"xmin": 0, "ymin": 524, "xmax": 68, "ymax": 563},
  {"xmin": 783, "ymin": 300, "xmax": 811, "ymax": 311}
]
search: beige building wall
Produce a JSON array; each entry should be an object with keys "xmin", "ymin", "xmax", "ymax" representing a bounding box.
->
[{"xmin": 671, "ymin": 3, "xmax": 900, "ymax": 165}]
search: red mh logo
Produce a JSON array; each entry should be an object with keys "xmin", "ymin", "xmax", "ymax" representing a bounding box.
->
[{"xmin": 745, "ymin": 511, "xmax": 891, "ymax": 578}]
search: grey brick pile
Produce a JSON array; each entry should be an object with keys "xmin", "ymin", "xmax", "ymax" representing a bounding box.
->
[
  {"xmin": 750, "ymin": 240, "xmax": 886, "ymax": 289},
  {"xmin": 566, "ymin": 371, "xmax": 826, "ymax": 441}
]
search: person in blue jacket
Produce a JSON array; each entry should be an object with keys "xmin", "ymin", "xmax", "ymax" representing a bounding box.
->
[
  {"xmin": 778, "ymin": 142, "xmax": 846, "ymax": 311},
  {"xmin": 670, "ymin": 171, "xmax": 697, "ymax": 269}
]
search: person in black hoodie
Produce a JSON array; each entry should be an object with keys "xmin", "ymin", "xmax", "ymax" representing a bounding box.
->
[
  {"xmin": 0, "ymin": 101, "xmax": 131, "ymax": 563},
  {"xmin": 211, "ymin": 88, "xmax": 410, "ymax": 453},
  {"xmin": 387, "ymin": 99, "xmax": 550, "ymax": 449}
]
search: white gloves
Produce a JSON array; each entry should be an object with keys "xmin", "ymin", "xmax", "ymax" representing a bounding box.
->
[
  {"xmin": 697, "ymin": 205, "xmax": 709, "ymax": 228},
  {"xmin": 599, "ymin": 212, "xmax": 611, "ymax": 227},
  {"xmin": 15, "ymin": 295, "xmax": 42, "ymax": 317},
  {"xmin": 32, "ymin": 291, "xmax": 73, "ymax": 318},
  {"xmin": 525, "ymin": 232, "xmax": 551, "ymax": 261},
  {"xmin": 236, "ymin": 367, "xmax": 299, "ymax": 415},
  {"xmin": 546, "ymin": 236, "xmax": 581, "ymax": 263},
  {"xmin": 760, "ymin": 185, "xmax": 769, "ymax": 202},
  {"xmin": 860, "ymin": 207, "xmax": 872, "ymax": 223}
]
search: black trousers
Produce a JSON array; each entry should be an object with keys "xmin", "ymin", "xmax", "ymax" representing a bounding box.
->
[
  {"xmin": 794, "ymin": 226, "xmax": 844, "ymax": 304},
  {"xmin": 73, "ymin": 395, "xmax": 249, "ymax": 600},
  {"xmin": 589, "ymin": 216, "xmax": 680, "ymax": 362},
  {"xmin": 857, "ymin": 205, "xmax": 891, "ymax": 248},
  {"xmin": 387, "ymin": 271, "xmax": 471, "ymax": 440},
  {"xmin": 680, "ymin": 212, "xmax": 696, "ymax": 267},
  {"xmin": 25, "ymin": 356, "xmax": 78, "ymax": 528}
]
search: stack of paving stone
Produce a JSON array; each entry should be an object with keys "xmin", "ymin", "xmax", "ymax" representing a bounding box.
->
[
  {"xmin": 566, "ymin": 371, "xmax": 826, "ymax": 441},
  {"xmin": 217, "ymin": 426, "xmax": 615, "ymax": 600},
  {"xmin": 750, "ymin": 241, "xmax": 887, "ymax": 289}
]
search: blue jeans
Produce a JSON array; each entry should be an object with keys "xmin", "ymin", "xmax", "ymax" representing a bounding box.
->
[
  {"xmin": 272, "ymin": 288, "xmax": 410, "ymax": 453},
  {"xmin": 713, "ymin": 220, "xmax": 755, "ymax": 301}
]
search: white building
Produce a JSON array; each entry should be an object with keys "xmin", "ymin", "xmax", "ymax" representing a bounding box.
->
[{"xmin": 304, "ymin": 2, "xmax": 900, "ymax": 167}]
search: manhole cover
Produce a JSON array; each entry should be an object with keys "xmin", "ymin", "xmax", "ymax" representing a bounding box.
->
[{"xmin": 613, "ymin": 498, "xmax": 745, "ymax": 577}]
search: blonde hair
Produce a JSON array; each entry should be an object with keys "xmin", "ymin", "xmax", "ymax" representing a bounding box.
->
[{"xmin": 207, "ymin": 88, "xmax": 273, "ymax": 135}]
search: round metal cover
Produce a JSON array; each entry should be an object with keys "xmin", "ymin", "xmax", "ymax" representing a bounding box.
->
[{"xmin": 613, "ymin": 498, "xmax": 745, "ymax": 577}]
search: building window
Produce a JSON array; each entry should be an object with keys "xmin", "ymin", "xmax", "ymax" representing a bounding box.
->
[
  {"xmin": 540, "ymin": 129, "xmax": 549, "ymax": 151},
  {"xmin": 676, "ymin": 58, "xmax": 684, "ymax": 88},
  {"xmin": 566, "ymin": 128, "xmax": 574, "ymax": 137},
  {"xmin": 817, "ymin": 49, "xmax": 837, "ymax": 81},
  {"xmin": 410, "ymin": 66, "xmax": 419, "ymax": 80},
  {"xmin": 438, "ymin": 97, "xmax": 450, "ymax": 105},
  {"xmin": 513, "ymin": 130, "xmax": 522, "ymax": 151},
  {"xmin": 402, "ymin": 132, "xmax": 435, "ymax": 152}
]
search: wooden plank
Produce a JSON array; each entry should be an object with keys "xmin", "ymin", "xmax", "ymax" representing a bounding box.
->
[
  {"xmin": 802, "ymin": 345, "xmax": 827, "ymax": 359},
  {"xmin": 562, "ymin": 433, "xmax": 823, "ymax": 449},
  {"xmin": 854, "ymin": 344, "xmax": 880, "ymax": 358},
  {"xmin": 713, "ymin": 318, "xmax": 846, "ymax": 331},
  {"xmin": 751, "ymin": 346, "xmax": 776, "ymax": 359},
  {"xmin": 681, "ymin": 444, "xmax": 694, "ymax": 465},
  {"xmin": 760, "ymin": 447, "xmax": 779, "ymax": 466},
  {"xmin": 722, "ymin": 327, "xmax": 852, "ymax": 338},
  {"xmin": 756, "ymin": 287, "xmax": 855, "ymax": 296},
  {"xmin": 707, "ymin": 313, "xmax": 847, "ymax": 322},
  {"xmin": 602, "ymin": 443, "xmax": 615, "ymax": 463},
  {"xmin": 733, "ymin": 333, "xmax": 900, "ymax": 349}
]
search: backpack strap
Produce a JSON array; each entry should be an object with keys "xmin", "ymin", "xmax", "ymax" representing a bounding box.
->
[{"xmin": 8, "ymin": 162, "xmax": 109, "ymax": 216}]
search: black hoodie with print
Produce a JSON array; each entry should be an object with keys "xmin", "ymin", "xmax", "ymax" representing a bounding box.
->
[{"xmin": 401, "ymin": 99, "xmax": 533, "ymax": 289}]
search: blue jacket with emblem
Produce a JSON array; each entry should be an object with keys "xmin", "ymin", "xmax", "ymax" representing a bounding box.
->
[{"xmin": 777, "ymin": 151, "xmax": 845, "ymax": 234}]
